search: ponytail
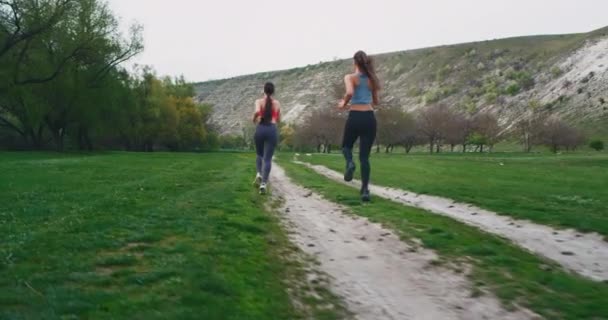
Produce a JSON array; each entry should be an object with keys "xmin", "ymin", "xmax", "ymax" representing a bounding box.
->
[
  {"xmin": 262, "ymin": 82, "xmax": 275, "ymax": 124},
  {"xmin": 354, "ymin": 51, "xmax": 381, "ymax": 92}
]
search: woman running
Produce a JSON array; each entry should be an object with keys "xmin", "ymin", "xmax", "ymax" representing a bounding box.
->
[
  {"xmin": 337, "ymin": 50, "xmax": 380, "ymax": 202},
  {"xmin": 252, "ymin": 82, "xmax": 281, "ymax": 194}
]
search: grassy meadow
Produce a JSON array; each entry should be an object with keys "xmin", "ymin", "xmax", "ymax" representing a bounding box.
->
[
  {"xmin": 298, "ymin": 152, "xmax": 608, "ymax": 236},
  {"xmin": 0, "ymin": 152, "xmax": 344, "ymax": 320}
]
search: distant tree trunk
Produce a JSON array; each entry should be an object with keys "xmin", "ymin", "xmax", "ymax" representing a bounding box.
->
[
  {"xmin": 376, "ymin": 143, "xmax": 380, "ymax": 153},
  {"xmin": 462, "ymin": 144, "xmax": 467, "ymax": 153},
  {"xmin": 429, "ymin": 140, "xmax": 434, "ymax": 154},
  {"xmin": 78, "ymin": 126, "xmax": 94, "ymax": 151},
  {"xmin": 436, "ymin": 143, "xmax": 441, "ymax": 153},
  {"xmin": 45, "ymin": 119, "xmax": 65, "ymax": 152},
  {"xmin": 404, "ymin": 143, "xmax": 413, "ymax": 154},
  {"xmin": 48, "ymin": 129, "xmax": 65, "ymax": 152},
  {"xmin": 27, "ymin": 125, "xmax": 46, "ymax": 150},
  {"xmin": 479, "ymin": 145, "xmax": 484, "ymax": 153},
  {"xmin": 450, "ymin": 144, "xmax": 455, "ymax": 152}
]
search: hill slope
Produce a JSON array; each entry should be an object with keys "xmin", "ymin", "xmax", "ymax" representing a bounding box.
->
[{"xmin": 195, "ymin": 27, "xmax": 608, "ymax": 136}]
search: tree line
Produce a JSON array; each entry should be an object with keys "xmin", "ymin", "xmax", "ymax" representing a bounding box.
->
[
  {"xmin": 283, "ymin": 104, "xmax": 588, "ymax": 154},
  {"xmin": 0, "ymin": 0, "xmax": 217, "ymax": 151}
]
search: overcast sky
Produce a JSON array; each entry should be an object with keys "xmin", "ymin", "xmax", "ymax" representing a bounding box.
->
[{"xmin": 106, "ymin": 0, "xmax": 608, "ymax": 82}]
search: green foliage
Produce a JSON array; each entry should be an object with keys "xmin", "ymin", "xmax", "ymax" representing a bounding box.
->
[
  {"xmin": 459, "ymin": 96, "xmax": 477, "ymax": 114},
  {"xmin": 406, "ymin": 86, "xmax": 423, "ymax": 97},
  {"xmin": 590, "ymin": 140, "xmax": 604, "ymax": 151},
  {"xmin": 0, "ymin": 1, "xmax": 216, "ymax": 152},
  {"xmin": 504, "ymin": 81, "xmax": 521, "ymax": 96},
  {"xmin": 526, "ymin": 99, "xmax": 541, "ymax": 111},
  {"xmin": 435, "ymin": 64, "xmax": 451, "ymax": 82},
  {"xmin": 279, "ymin": 123, "xmax": 295, "ymax": 150},
  {"xmin": 550, "ymin": 66, "xmax": 563, "ymax": 78},
  {"xmin": 0, "ymin": 152, "xmax": 345, "ymax": 319},
  {"xmin": 423, "ymin": 86, "xmax": 455, "ymax": 105},
  {"xmin": 468, "ymin": 132, "xmax": 488, "ymax": 146},
  {"xmin": 484, "ymin": 91, "xmax": 498, "ymax": 104},
  {"xmin": 506, "ymin": 70, "xmax": 535, "ymax": 90},
  {"xmin": 219, "ymin": 135, "xmax": 247, "ymax": 150},
  {"xmin": 495, "ymin": 57, "xmax": 507, "ymax": 68},
  {"xmin": 423, "ymin": 89, "xmax": 442, "ymax": 104}
]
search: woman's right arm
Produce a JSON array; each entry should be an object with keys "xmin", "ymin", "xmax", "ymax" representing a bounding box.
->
[{"xmin": 337, "ymin": 74, "xmax": 354, "ymax": 110}]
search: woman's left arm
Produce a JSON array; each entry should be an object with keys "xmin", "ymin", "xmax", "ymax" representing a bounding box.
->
[
  {"xmin": 252, "ymin": 100, "xmax": 260, "ymax": 124},
  {"xmin": 372, "ymin": 89, "xmax": 380, "ymax": 107}
]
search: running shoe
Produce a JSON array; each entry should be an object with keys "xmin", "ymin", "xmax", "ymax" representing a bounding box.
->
[
  {"xmin": 253, "ymin": 173, "xmax": 262, "ymax": 187},
  {"xmin": 344, "ymin": 161, "xmax": 356, "ymax": 182},
  {"xmin": 259, "ymin": 183, "xmax": 267, "ymax": 195},
  {"xmin": 361, "ymin": 188, "xmax": 371, "ymax": 202}
]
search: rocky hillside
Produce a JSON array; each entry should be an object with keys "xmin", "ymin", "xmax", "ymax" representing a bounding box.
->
[{"xmin": 195, "ymin": 27, "xmax": 608, "ymax": 136}]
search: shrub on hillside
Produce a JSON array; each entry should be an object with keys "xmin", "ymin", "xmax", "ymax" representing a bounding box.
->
[
  {"xmin": 590, "ymin": 140, "xmax": 604, "ymax": 151},
  {"xmin": 505, "ymin": 81, "xmax": 521, "ymax": 96},
  {"xmin": 551, "ymin": 66, "xmax": 563, "ymax": 78},
  {"xmin": 423, "ymin": 89, "xmax": 442, "ymax": 105}
]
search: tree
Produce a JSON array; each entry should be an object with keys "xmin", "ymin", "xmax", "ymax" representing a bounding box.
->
[
  {"xmin": 176, "ymin": 97, "xmax": 207, "ymax": 150},
  {"xmin": 279, "ymin": 123, "xmax": 295, "ymax": 151},
  {"xmin": 0, "ymin": 0, "xmax": 143, "ymax": 150},
  {"xmin": 471, "ymin": 112, "xmax": 501, "ymax": 152},
  {"xmin": 294, "ymin": 108, "xmax": 343, "ymax": 153},
  {"xmin": 376, "ymin": 106, "xmax": 409, "ymax": 153},
  {"xmin": 442, "ymin": 113, "xmax": 471, "ymax": 152},
  {"xmin": 540, "ymin": 117, "xmax": 584, "ymax": 153},
  {"xmin": 417, "ymin": 104, "xmax": 451, "ymax": 153},
  {"xmin": 590, "ymin": 140, "xmax": 604, "ymax": 151},
  {"xmin": 515, "ymin": 112, "xmax": 544, "ymax": 153}
]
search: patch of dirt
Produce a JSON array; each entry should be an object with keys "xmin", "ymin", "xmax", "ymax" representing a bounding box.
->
[
  {"xmin": 273, "ymin": 164, "xmax": 536, "ymax": 320},
  {"xmin": 298, "ymin": 161, "xmax": 608, "ymax": 282},
  {"xmin": 95, "ymin": 266, "xmax": 115, "ymax": 276}
]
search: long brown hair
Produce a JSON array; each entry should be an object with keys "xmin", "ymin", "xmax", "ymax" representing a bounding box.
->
[
  {"xmin": 262, "ymin": 82, "xmax": 275, "ymax": 124},
  {"xmin": 353, "ymin": 50, "xmax": 380, "ymax": 92}
]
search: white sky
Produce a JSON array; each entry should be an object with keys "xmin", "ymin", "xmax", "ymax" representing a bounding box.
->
[{"xmin": 106, "ymin": 0, "xmax": 608, "ymax": 82}]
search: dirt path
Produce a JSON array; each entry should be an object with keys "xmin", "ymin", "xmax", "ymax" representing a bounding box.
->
[
  {"xmin": 273, "ymin": 164, "xmax": 535, "ymax": 320},
  {"xmin": 295, "ymin": 161, "xmax": 608, "ymax": 282}
]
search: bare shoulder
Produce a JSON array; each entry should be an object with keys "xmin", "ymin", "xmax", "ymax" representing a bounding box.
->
[{"xmin": 273, "ymin": 99, "xmax": 281, "ymax": 109}]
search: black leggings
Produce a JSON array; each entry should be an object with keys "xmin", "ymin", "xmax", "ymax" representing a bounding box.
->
[
  {"xmin": 254, "ymin": 124, "xmax": 278, "ymax": 183},
  {"xmin": 342, "ymin": 111, "xmax": 377, "ymax": 190}
]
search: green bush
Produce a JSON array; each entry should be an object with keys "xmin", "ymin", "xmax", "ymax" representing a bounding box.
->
[
  {"xmin": 423, "ymin": 88, "xmax": 442, "ymax": 105},
  {"xmin": 551, "ymin": 66, "xmax": 563, "ymax": 78},
  {"xmin": 505, "ymin": 81, "xmax": 521, "ymax": 96},
  {"xmin": 518, "ymin": 72, "xmax": 535, "ymax": 90},
  {"xmin": 484, "ymin": 92, "xmax": 498, "ymax": 104},
  {"xmin": 590, "ymin": 140, "xmax": 604, "ymax": 151}
]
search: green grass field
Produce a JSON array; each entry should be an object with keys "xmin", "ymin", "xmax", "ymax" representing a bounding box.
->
[
  {"xmin": 0, "ymin": 152, "xmax": 343, "ymax": 320},
  {"xmin": 278, "ymin": 157, "xmax": 608, "ymax": 320},
  {"xmin": 298, "ymin": 152, "xmax": 608, "ymax": 236}
]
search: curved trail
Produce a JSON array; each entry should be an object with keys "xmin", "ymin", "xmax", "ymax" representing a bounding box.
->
[
  {"xmin": 294, "ymin": 161, "xmax": 608, "ymax": 282},
  {"xmin": 273, "ymin": 164, "xmax": 535, "ymax": 320}
]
